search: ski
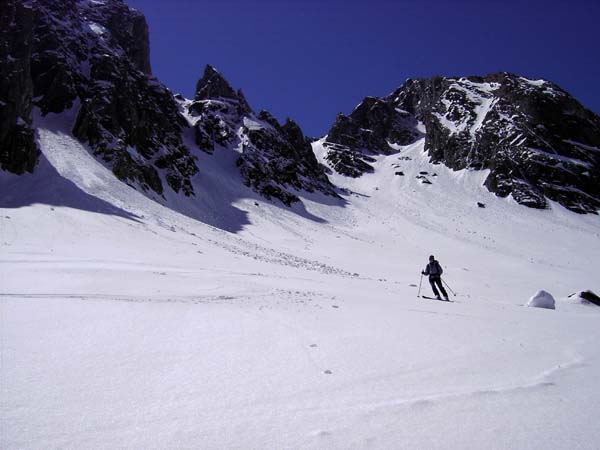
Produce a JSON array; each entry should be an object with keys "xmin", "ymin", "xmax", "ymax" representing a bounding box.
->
[{"xmin": 420, "ymin": 296, "xmax": 452, "ymax": 302}]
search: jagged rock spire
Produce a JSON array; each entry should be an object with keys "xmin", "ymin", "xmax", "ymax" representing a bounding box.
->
[
  {"xmin": 195, "ymin": 65, "xmax": 237, "ymax": 100},
  {"xmin": 281, "ymin": 118, "xmax": 305, "ymax": 150}
]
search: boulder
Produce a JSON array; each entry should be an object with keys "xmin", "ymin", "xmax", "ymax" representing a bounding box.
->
[{"xmin": 568, "ymin": 290, "xmax": 600, "ymax": 306}]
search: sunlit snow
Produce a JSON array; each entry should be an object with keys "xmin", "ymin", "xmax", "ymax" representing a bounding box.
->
[{"xmin": 2, "ymin": 111, "xmax": 600, "ymax": 450}]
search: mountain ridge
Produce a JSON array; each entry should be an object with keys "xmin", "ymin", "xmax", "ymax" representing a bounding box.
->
[{"xmin": 1, "ymin": 0, "xmax": 599, "ymax": 216}]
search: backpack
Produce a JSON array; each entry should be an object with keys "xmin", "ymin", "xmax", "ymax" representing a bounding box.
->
[{"xmin": 429, "ymin": 260, "xmax": 443, "ymax": 276}]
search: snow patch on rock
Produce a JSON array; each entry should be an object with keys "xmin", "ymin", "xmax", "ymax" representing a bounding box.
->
[{"xmin": 87, "ymin": 22, "xmax": 107, "ymax": 36}]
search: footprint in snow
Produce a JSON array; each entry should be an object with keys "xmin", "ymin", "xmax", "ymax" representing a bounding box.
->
[{"xmin": 310, "ymin": 430, "xmax": 332, "ymax": 438}]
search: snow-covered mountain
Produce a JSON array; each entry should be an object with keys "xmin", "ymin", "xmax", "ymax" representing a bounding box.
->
[
  {"xmin": 5, "ymin": 1, "xmax": 600, "ymax": 217},
  {"xmin": 0, "ymin": 0, "xmax": 334, "ymax": 206},
  {"xmin": 2, "ymin": 1, "xmax": 600, "ymax": 449},
  {"xmin": 324, "ymin": 73, "xmax": 600, "ymax": 213}
]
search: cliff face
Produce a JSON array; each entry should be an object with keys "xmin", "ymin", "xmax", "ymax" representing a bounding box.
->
[
  {"xmin": 1, "ymin": 0, "xmax": 197, "ymax": 196},
  {"xmin": 324, "ymin": 73, "xmax": 600, "ymax": 213},
  {"xmin": 0, "ymin": 1, "xmax": 39, "ymax": 174}
]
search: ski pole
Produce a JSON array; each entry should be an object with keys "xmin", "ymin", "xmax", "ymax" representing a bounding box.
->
[
  {"xmin": 441, "ymin": 277, "xmax": 456, "ymax": 296},
  {"xmin": 417, "ymin": 273, "xmax": 423, "ymax": 298}
]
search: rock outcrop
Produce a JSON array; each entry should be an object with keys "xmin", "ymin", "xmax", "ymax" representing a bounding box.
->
[{"xmin": 569, "ymin": 290, "xmax": 600, "ymax": 306}]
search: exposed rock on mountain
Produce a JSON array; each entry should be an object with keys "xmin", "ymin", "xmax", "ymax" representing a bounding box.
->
[
  {"xmin": 327, "ymin": 97, "xmax": 423, "ymax": 153},
  {"xmin": 324, "ymin": 73, "xmax": 600, "ymax": 213},
  {"xmin": 1, "ymin": 2, "xmax": 335, "ymax": 206},
  {"xmin": 185, "ymin": 65, "xmax": 337, "ymax": 205},
  {"xmin": 1, "ymin": 0, "xmax": 197, "ymax": 196},
  {"xmin": 0, "ymin": 0, "xmax": 39, "ymax": 174},
  {"xmin": 3, "ymin": 1, "xmax": 598, "ymax": 214},
  {"xmin": 322, "ymin": 142, "xmax": 375, "ymax": 178}
]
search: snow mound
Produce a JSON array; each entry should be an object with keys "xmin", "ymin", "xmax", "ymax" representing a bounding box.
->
[{"xmin": 526, "ymin": 290, "xmax": 556, "ymax": 309}]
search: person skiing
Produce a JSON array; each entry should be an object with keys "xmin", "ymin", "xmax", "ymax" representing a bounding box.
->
[{"xmin": 422, "ymin": 255, "xmax": 449, "ymax": 301}]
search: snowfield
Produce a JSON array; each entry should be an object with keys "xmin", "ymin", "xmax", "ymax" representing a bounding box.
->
[{"xmin": 2, "ymin": 115, "xmax": 600, "ymax": 450}]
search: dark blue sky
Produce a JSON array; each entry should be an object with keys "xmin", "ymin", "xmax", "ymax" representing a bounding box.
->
[{"xmin": 128, "ymin": 0, "xmax": 600, "ymax": 137}]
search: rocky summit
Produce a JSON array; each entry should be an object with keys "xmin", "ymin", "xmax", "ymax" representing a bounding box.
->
[
  {"xmin": 324, "ymin": 73, "xmax": 600, "ymax": 214},
  {"xmin": 184, "ymin": 65, "xmax": 337, "ymax": 206}
]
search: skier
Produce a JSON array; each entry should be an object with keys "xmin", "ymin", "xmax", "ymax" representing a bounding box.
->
[{"xmin": 422, "ymin": 255, "xmax": 449, "ymax": 301}]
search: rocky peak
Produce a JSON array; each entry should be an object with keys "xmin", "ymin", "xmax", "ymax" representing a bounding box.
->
[
  {"xmin": 280, "ymin": 118, "xmax": 305, "ymax": 149},
  {"xmin": 323, "ymin": 72, "xmax": 600, "ymax": 214},
  {"xmin": 193, "ymin": 65, "xmax": 251, "ymax": 115},
  {"xmin": 195, "ymin": 65, "xmax": 237, "ymax": 100},
  {"xmin": 186, "ymin": 67, "xmax": 337, "ymax": 205}
]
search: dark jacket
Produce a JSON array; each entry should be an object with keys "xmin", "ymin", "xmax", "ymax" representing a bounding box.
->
[{"xmin": 424, "ymin": 260, "xmax": 443, "ymax": 278}]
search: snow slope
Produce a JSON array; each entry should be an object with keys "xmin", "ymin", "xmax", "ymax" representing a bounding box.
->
[{"xmin": 2, "ymin": 116, "xmax": 600, "ymax": 449}]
